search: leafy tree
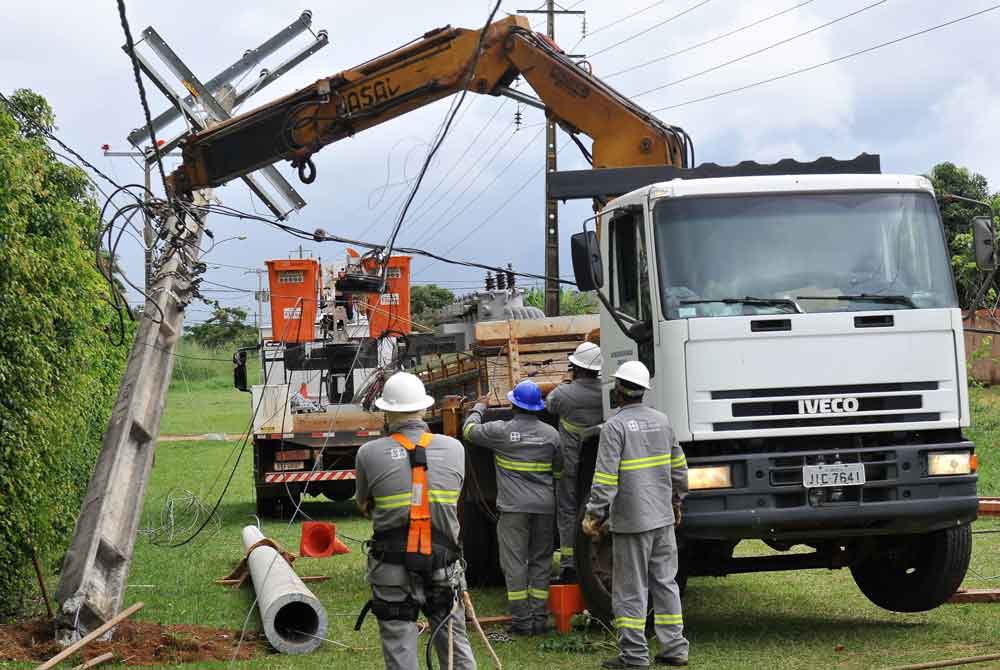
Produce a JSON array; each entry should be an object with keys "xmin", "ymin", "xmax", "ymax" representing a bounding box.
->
[
  {"xmin": 0, "ymin": 89, "xmax": 131, "ymax": 616},
  {"xmin": 927, "ymin": 163, "xmax": 1000, "ymax": 308},
  {"xmin": 525, "ymin": 287, "xmax": 599, "ymax": 315},
  {"xmin": 186, "ymin": 306, "xmax": 257, "ymax": 349},
  {"xmin": 410, "ymin": 284, "xmax": 455, "ymax": 323}
]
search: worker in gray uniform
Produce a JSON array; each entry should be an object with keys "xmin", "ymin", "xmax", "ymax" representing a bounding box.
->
[
  {"xmin": 583, "ymin": 361, "xmax": 689, "ymax": 668},
  {"xmin": 463, "ymin": 379, "xmax": 562, "ymax": 635},
  {"xmin": 355, "ymin": 371, "xmax": 477, "ymax": 670},
  {"xmin": 545, "ymin": 341, "xmax": 604, "ymax": 583}
]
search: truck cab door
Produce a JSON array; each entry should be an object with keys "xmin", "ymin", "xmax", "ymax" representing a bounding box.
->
[{"xmin": 602, "ymin": 207, "xmax": 656, "ymax": 411}]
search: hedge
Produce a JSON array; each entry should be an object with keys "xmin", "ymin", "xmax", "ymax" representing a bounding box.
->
[{"xmin": 0, "ymin": 90, "xmax": 131, "ymax": 618}]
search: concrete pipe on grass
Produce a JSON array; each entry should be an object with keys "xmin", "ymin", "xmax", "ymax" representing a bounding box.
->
[{"xmin": 241, "ymin": 525, "xmax": 328, "ymax": 654}]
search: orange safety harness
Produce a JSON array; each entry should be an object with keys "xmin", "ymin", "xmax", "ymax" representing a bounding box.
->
[{"xmin": 389, "ymin": 431, "xmax": 434, "ymax": 564}]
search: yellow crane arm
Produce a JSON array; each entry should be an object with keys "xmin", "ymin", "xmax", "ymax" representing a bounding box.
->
[{"xmin": 168, "ymin": 15, "xmax": 691, "ymax": 195}]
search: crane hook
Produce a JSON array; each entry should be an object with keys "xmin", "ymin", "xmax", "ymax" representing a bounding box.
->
[{"xmin": 297, "ymin": 157, "xmax": 317, "ymax": 184}]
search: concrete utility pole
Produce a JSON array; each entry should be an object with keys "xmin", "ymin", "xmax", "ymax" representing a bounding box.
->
[
  {"xmin": 56, "ymin": 12, "xmax": 326, "ymax": 643},
  {"xmin": 55, "ymin": 193, "xmax": 211, "ymax": 643},
  {"xmin": 519, "ymin": 3, "xmax": 585, "ymax": 317}
]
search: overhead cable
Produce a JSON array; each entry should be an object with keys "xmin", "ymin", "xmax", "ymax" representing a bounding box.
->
[
  {"xmin": 587, "ymin": 0, "xmax": 714, "ymax": 58},
  {"xmin": 604, "ymin": 0, "xmax": 816, "ymax": 79},
  {"xmin": 633, "ymin": 0, "xmax": 890, "ymax": 98},
  {"xmin": 651, "ymin": 3, "xmax": 1000, "ymax": 112},
  {"xmin": 116, "ymin": 0, "xmax": 172, "ymax": 202}
]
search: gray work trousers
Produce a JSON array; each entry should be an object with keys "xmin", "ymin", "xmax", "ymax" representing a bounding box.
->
[
  {"xmin": 612, "ymin": 525, "xmax": 688, "ymax": 666},
  {"xmin": 556, "ymin": 448, "xmax": 579, "ymax": 570},
  {"xmin": 367, "ymin": 559, "xmax": 477, "ymax": 670},
  {"xmin": 497, "ymin": 511, "xmax": 554, "ymax": 630}
]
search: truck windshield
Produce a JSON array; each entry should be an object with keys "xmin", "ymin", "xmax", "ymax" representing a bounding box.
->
[{"xmin": 653, "ymin": 191, "xmax": 958, "ymax": 319}]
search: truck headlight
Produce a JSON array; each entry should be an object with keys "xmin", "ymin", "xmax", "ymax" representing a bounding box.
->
[
  {"xmin": 927, "ymin": 451, "xmax": 973, "ymax": 476},
  {"xmin": 688, "ymin": 465, "xmax": 733, "ymax": 490}
]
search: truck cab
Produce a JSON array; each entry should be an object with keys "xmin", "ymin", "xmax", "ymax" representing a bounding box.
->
[{"xmin": 572, "ymin": 172, "xmax": 980, "ymax": 615}]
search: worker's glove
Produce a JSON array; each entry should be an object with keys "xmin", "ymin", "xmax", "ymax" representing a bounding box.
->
[
  {"xmin": 360, "ymin": 498, "xmax": 374, "ymax": 519},
  {"xmin": 581, "ymin": 514, "xmax": 606, "ymax": 539},
  {"xmin": 672, "ymin": 502, "xmax": 683, "ymax": 528}
]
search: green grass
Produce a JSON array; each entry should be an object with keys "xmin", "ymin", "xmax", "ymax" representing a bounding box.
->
[
  {"xmin": 19, "ymin": 378, "xmax": 999, "ymax": 669},
  {"xmin": 159, "ymin": 342, "xmax": 259, "ymax": 436}
]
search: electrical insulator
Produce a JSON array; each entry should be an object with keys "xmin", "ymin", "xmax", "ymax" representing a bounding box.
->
[
  {"xmin": 485, "ymin": 271, "xmax": 495, "ymax": 291},
  {"xmin": 496, "ymin": 271, "xmax": 506, "ymax": 291},
  {"xmin": 581, "ymin": 16, "xmax": 587, "ymax": 38},
  {"xmin": 506, "ymin": 264, "xmax": 515, "ymax": 290},
  {"xmin": 514, "ymin": 107, "xmax": 522, "ymax": 131}
]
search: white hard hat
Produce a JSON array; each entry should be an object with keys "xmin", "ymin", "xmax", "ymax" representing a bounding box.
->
[
  {"xmin": 613, "ymin": 361, "xmax": 651, "ymax": 390},
  {"xmin": 568, "ymin": 341, "xmax": 603, "ymax": 371},
  {"xmin": 374, "ymin": 372, "xmax": 435, "ymax": 412}
]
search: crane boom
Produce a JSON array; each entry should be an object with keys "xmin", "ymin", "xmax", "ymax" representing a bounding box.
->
[{"xmin": 169, "ymin": 15, "xmax": 691, "ymax": 195}]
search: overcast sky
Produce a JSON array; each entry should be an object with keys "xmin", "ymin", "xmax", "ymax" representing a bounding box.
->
[{"xmin": 3, "ymin": 0, "xmax": 999, "ymax": 325}]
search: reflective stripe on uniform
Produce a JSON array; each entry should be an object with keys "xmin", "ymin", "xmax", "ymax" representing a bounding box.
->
[
  {"xmin": 462, "ymin": 422, "xmax": 475, "ymax": 441},
  {"xmin": 507, "ymin": 590, "xmax": 528, "ymax": 601},
  {"xmin": 374, "ymin": 492, "xmax": 412, "ymax": 509},
  {"xmin": 620, "ymin": 453, "xmax": 671, "ymax": 471},
  {"xmin": 560, "ymin": 546, "xmax": 574, "ymax": 557},
  {"xmin": 613, "ymin": 616, "xmax": 646, "ymax": 630},
  {"xmin": 559, "ymin": 417, "xmax": 584, "ymax": 436},
  {"xmin": 654, "ymin": 613, "xmax": 683, "ymax": 626},
  {"xmin": 427, "ymin": 489, "xmax": 460, "ymax": 504},
  {"xmin": 529, "ymin": 588, "xmax": 549, "ymax": 600},
  {"xmin": 672, "ymin": 455, "xmax": 687, "ymax": 468},
  {"xmin": 553, "ymin": 469, "xmax": 563, "ymax": 480},
  {"xmin": 593, "ymin": 470, "xmax": 619, "ymax": 486},
  {"xmin": 495, "ymin": 454, "xmax": 552, "ymax": 473}
]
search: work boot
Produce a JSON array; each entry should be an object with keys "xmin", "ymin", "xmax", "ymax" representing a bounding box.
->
[
  {"xmin": 506, "ymin": 624, "xmax": 532, "ymax": 637},
  {"xmin": 556, "ymin": 567, "xmax": 578, "ymax": 583},
  {"xmin": 601, "ymin": 658, "xmax": 649, "ymax": 669},
  {"xmin": 653, "ymin": 654, "xmax": 689, "ymax": 667}
]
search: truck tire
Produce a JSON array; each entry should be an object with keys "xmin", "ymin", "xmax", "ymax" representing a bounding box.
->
[
  {"xmin": 575, "ymin": 508, "xmax": 690, "ymax": 627},
  {"xmin": 850, "ymin": 524, "xmax": 972, "ymax": 612},
  {"xmin": 321, "ymin": 481, "xmax": 357, "ymax": 502},
  {"xmin": 461, "ymin": 499, "xmax": 504, "ymax": 587}
]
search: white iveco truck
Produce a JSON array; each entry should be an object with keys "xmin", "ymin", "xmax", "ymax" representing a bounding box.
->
[{"xmin": 570, "ymin": 168, "xmax": 982, "ymax": 617}]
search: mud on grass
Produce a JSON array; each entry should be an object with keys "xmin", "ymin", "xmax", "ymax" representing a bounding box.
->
[{"xmin": 0, "ymin": 619, "xmax": 258, "ymax": 666}]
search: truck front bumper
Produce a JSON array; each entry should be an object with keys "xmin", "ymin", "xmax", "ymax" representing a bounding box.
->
[{"xmin": 682, "ymin": 440, "xmax": 978, "ymax": 541}]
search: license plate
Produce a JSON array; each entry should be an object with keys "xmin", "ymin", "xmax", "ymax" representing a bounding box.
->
[
  {"xmin": 273, "ymin": 461, "xmax": 305, "ymax": 471},
  {"xmin": 802, "ymin": 463, "xmax": 866, "ymax": 488}
]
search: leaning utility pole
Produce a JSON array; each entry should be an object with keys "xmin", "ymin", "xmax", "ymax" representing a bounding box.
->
[
  {"xmin": 519, "ymin": 3, "xmax": 585, "ymax": 316},
  {"xmin": 55, "ymin": 12, "xmax": 326, "ymax": 643},
  {"xmin": 55, "ymin": 194, "xmax": 210, "ymax": 643}
]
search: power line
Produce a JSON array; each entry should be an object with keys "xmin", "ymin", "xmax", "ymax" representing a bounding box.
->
[
  {"xmin": 116, "ymin": 0, "xmax": 171, "ymax": 202},
  {"xmin": 417, "ymin": 126, "xmax": 544, "ymax": 248},
  {"xmin": 588, "ymin": 0, "xmax": 714, "ymax": 58},
  {"xmin": 583, "ymin": 0, "xmax": 667, "ymax": 39},
  {"xmin": 604, "ymin": 0, "xmax": 816, "ymax": 79},
  {"xmin": 651, "ymin": 3, "xmax": 1000, "ymax": 112},
  {"xmin": 0, "ymin": 92, "xmax": 124, "ymax": 192},
  {"xmin": 634, "ymin": 0, "xmax": 889, "ymax": 99},
  {"xmin": 381, "ymin": 0, "xmax": 503, "ymax": 264}
]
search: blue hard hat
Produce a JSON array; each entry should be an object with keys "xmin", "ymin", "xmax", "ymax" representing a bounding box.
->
[{"xmin": 507, "ymin": 380, "xmax": 546, "ymax": 411}]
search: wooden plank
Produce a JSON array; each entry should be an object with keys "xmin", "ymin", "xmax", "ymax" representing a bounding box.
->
[
  {"xmin": 475, "ymin": 315, "xmax": 599, "ymax": 344},
  {"xmin": 70, "ymin": 653, "xmax": 114, "ymax": 670},
  {"xmin": 515, "ymin": 341, "xmax": 579, "ymax": 354},
  {"xmin": 35, "ymin": 603, "xmax": 144, "ymax": 670},
  {"xmin": 948, "ymin": 589, "xmax": 1000, "ymax": 604},
  {"xmin": 979, "ymin": 498, "xmax": 1000, "ymax": 517}
]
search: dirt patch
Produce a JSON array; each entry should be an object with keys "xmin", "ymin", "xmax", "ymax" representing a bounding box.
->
[{"xmin": 0, "ymin": 619, "xmax": 258, "ymax": 666}]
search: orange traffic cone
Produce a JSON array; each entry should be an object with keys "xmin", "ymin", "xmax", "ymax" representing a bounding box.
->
[{"xmin": 299, "ymin": 521, "xmax": 351, "ymax": 557}]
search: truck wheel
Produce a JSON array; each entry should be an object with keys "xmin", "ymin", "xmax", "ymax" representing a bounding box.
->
[
  {"xmin": 321, "ymin": 481, "xmax": 357, "ymax": 502},
  {"xmin": 850, "ymin": 524, "xmax": 972, "ymax": 612},
  {"xmin": 575, "ymin": 505, "xmax": 614, "ymax": 624}
]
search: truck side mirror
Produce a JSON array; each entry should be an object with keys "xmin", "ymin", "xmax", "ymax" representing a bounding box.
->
[
  {"xmin": 627, "ymin": 320, "xmax": 653, "ymax": 342},
  {"xmin": 972, "ymin": 215, "xmax": 997, "ymax": 271},
  {"xmin": 571, "ymin": 230, "xmax": 603, "ymax": 291},
  {"xmin": 233, "ymin": 351, "xmax": 249, "ymax": 393}
]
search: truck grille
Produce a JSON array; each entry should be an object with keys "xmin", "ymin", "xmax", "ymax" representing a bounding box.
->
[{"xmin": 709, "ymin": 381, "xmax": 940, "ymax": 432}]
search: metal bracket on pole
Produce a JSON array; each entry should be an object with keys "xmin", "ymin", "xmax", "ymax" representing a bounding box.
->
[{"xmin": 122, "ymin": 13, "xmax": 329, "ymax": 218}]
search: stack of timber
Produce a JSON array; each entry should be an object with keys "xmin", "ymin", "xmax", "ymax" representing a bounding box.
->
[
  {"xmin": 416, "ymin": 351, "xmax": 486, "ymax": 418},
  {"xmin": 474, "ymin": 315, "xmax": 599, "ymax": 406}
]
